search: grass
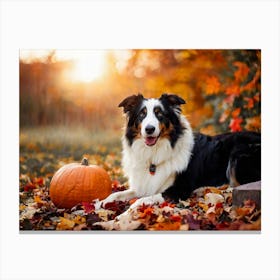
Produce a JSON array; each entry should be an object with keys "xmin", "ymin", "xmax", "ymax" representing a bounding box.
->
[
  {"xmin": 20, "ymin": 125, "xmax": 122, "ymax": 148},
  {"xmin": 20, "ymin": 125, "xmax": 125, "ymax": 182}
]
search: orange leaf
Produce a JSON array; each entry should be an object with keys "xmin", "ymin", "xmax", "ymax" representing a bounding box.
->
[
  {"xmin": 233, "ymin": 61, "xmax": 250, "ymax": 82},
  {"xmin": 129, "ymin": 197, "xmax": 138, "ymax": 205},
  {"xmin": 34, "ymin": 195, "xmax": 45, "ymax": 205},
  {"xmin": 152, "ymin": 221, "xmax": 181, "ymax": 231},
  {"xmin": 138, "ymin": 207, "xmax": 154, "ymax": 218},
  {"xmin": 225, "ymin": 84, "xmax": 241, "ymax": 97},
  {"xmin": 242, "ymin": 70, "xmax": 260, "ymax": 91},
  {"xmin": 235, "ymin": 207, "xmax": 251, "ymax": 218},
  {"xmin": 205, "ymin": 76, "xmax": 221, "ymax": 95},
  {"xmin": 245, "ymin": 116, "xmax": 261, "ymax": 131},
  {"xmin": 243, "ymin": 97, "xmax": 254, "ymax": 109},
  {"xmin": 231, "ymin": 108, "xmax": 241, "ymax": 118}
]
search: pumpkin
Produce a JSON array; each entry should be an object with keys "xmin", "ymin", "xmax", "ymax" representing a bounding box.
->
[{"xmin": 49, "ymin": 158, "xmax": 112, "ymax": 209}]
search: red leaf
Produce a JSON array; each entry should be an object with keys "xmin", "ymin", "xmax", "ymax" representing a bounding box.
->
[
  {"xmin": 103, "ymin": 201, "xmax": 127, "ymax": 215},
  {"xmin": 82, "ymin": 202, "xmax": 95, "ymax": 214},
  {"xmin": 159, "ymin": 201, "xmax": 175, "ymax": 208},
  {"xmin": 229, "ymin": 117, "xmax": 243, "ymax": 132},
  {"xmin": 215, "ymin": 202, "xmax": 223, "ymax": 209},
  {"xmin": 170, "ymin": 215, "xmax": 182, "ymax": 222},
  {"xmin": 23, "ymin": 183, "xmax": 36, "ymax": 192},
  {"xmin": 216, "ymin": 222, "xmax": 229, "ymax": 230},
  {"xmin": 32, "ymin": 177, "xmax": 44, "ymax": 185},
  {"xmin": 231, "ymin": 107, "xmax": 241, "ymax": 118}
]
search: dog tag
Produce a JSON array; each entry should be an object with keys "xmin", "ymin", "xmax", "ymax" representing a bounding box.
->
[{"xmin": 149, "ymin": 164, "xmax": 156, "ymax": 175}]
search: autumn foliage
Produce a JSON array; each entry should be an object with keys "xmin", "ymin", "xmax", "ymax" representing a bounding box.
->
[{"xmin": 20, "ymin": 50, "xmax": 261, "ymax": 134}]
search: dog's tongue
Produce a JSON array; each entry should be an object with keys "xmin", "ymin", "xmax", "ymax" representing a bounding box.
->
[{"xmin": 145, "ymin": 137, "xmax": 157, "ymax": 146}]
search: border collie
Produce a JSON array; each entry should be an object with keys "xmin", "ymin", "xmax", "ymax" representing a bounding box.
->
[{"xmin": 96, "ymin": 93, "xmax": 261, "ymax": 228}]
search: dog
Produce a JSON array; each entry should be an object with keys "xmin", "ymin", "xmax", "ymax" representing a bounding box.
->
[{"xmin": 95, "ymin": 93, "xmax": 261, "ymax": 229}]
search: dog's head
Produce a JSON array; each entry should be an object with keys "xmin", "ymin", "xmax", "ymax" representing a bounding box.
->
[{"xmin": 119, "ymin": 93, "xmax": 186, "ymax": 147}]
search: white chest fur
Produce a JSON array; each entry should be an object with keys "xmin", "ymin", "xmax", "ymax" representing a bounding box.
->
[{"xmin": 121, "ymin": 116, "xmax": 194, "ymax": 197}]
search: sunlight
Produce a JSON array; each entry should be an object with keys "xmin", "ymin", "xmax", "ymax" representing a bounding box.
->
[
  {"xmin": 61, "ymin": 50, "xmax": 106, "ymax": 82},
  {"xmin": 20, "ymin": 50, "xmax": 107, "ymax": 83}
]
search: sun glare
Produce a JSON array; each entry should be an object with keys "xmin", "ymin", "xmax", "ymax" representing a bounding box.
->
[
  {"xmin": 20, "ymin": 50, "xmax": 107, "ymax": 83},
  {"xmin": 63, "ymin": 51, "xmax": 106, "ymax": 82}
]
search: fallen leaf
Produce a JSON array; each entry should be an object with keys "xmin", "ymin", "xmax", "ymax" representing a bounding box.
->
[
  {"xmin": 170, "ymin": 214, "xmax": 182, "ymax": 222},
  {"xmin": 34, "ymin": 195, "xmax": 45, "ymax": 205},
  {"xmin": 82, "ymin": 202, "xmax": 95, "ymax": 214},
  {"xmin": 23, "ymin": 183, "xmax": 36, "ymax": 192},
  {"xmin": 56, "ymin": 217, "xmax": 75, "ymax": 230},
  {"xmin": 204, "ymin": 193, "xmax": 224, "ymax": 206},
  {"xmin": 151, "ymin": 221, "xmax": 181, "ymax": 231},
  {"xmin": 138, "ymin": 207, "xmax": 154, "ymax": 218},
  {"xmin": 198, "ymin": 201, "xmax": 209, "ymax": 212},
  {"xmin": 20, "ymin": 206, "xmax": 38, "ymax": 220}
]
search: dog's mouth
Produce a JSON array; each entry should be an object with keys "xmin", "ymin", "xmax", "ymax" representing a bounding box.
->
[{"xmin": 145, "ymin": 136, "xmax": 158, "ymax": 146}]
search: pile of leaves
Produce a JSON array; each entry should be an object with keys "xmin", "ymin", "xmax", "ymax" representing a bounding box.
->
[
  {"xmin": 20, "ymin": 174, "xmax": 261, "ymax": 231},
  {"xmin": 19, "ymin": 140, "xmax": 261, "ymax": 231}
]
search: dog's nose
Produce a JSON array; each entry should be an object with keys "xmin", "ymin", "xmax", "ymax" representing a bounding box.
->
[{"xmin": 145, "ymin": 125, "xmax": 155, "ymax": 135}]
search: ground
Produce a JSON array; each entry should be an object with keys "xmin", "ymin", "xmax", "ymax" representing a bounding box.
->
[{"xmin": 19, "ymin": 128, "xmax": 261, "ymax": 231}]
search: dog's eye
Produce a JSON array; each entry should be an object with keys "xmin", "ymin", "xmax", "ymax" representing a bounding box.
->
[
  {"xmin": 156, "ymin": 111, "xmax": 163, "ymax": 117},
  {"xmin": 138, "ymin": 110, "xmax": 146, "ymax": 120},
  {"xmin": 154, "ymin": 108, "xmax": 164, "ymax": 119}
]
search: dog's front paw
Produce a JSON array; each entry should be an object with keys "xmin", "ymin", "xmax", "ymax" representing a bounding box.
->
[{"xmin": 92, "ymin": 194, "xmax": 117, "ymax": 210}]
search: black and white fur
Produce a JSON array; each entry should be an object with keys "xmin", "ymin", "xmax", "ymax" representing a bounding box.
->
[{"xmin": 95, "ymin": 93, "xmax": 261, "ymax": 229}]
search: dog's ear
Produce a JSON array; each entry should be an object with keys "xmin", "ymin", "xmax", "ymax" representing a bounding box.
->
[
  {"xmin": 159, "ymin": 93, "xmax": 186, "ymax": 107},
  {"xmin": 118, "ymin": 94, "xmax": 144, "ymax": 113}
]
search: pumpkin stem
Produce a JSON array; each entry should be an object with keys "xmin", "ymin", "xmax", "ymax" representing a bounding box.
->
[{"xmin": 81, "ymin": 157, "xmax": 89, "ymax": 166}]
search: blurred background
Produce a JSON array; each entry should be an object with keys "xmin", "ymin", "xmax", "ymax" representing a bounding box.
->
[{"xmin": 20, "ymin": 49, "xmax": 261, "ymax": 163}]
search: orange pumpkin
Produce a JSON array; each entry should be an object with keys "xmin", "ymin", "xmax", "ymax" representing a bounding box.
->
[{"xmin": 49, "ymin": 158, "xmax": 112, "ymax": 209}]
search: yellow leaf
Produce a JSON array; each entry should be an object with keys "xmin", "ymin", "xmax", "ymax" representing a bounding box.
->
[
  {"xmin": 34, "ymin": 195, "xmax": 45, "ymax": 204},
  {"xmin": 19, "ymin": 204, "xmax": 27, "ymax": 211},
  {"xmin": 198, "ymin": 202, "xmax": 209, "ymax": 212},
  {"xmin": 73, "ymin": 216, "xmax": 86, "ymax": 225},
  {"xmin": 56, "ymin": 217, "xmax": 75, "ymax": 230}
]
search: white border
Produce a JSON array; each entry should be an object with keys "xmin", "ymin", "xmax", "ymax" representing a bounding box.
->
[{"xmin": 1, "ymin": 1, "xmax": 279, "ymax": 280}]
